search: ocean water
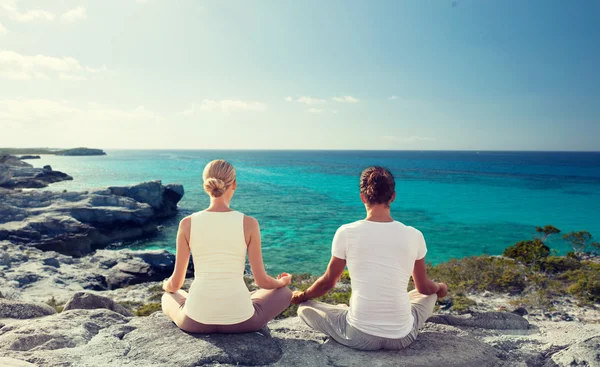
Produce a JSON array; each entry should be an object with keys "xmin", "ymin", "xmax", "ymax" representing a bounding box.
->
[{"xmin": 35, "ymin": 150, "xmax": 600, "ymax": 275}]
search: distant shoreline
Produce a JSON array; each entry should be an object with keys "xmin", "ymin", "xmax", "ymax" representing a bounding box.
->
[{"xmin": 0, "ymin": 147, "xmax": 107, "ymax": 156}]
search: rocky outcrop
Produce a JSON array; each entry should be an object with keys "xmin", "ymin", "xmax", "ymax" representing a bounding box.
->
[
  {"xmin": 0, "ymin": 154, "xmax": 72, "ymax": 189},
  {"xmin": 0, "ymin": 298, "xmax": 56, "ymax": 319},
  {"xmin": 0, "ymin": 242, "xmax": 183, "ymax": 301},
  {"xmin": 550, "ymin": 335, "xmax": 600, "ymax": 366},
  {"xmin": 0, "ymin": 309, "xmax": 509, "ymax": 367},
  {"xmin": 428, "ymin": 311, "xmax": 530, "ymax": 330},
  {"xmin": 63, "ymin": 292, "xmax": 134, "ymax": 317},
  {"xmin": 0, "ymin": 180, "xmax": 184, "ymax": 256},
  {"xmin": 17, "ymin": 156, "xmax": 40, "ymax": 160},
  {"xmin": 0, "ymin": 154, "xmax": 31, "ymax": 168}
]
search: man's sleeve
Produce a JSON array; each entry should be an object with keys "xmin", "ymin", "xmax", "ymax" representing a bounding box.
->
[
  {"xmin": 416, "ymin": 229, "xmax": 428, "ymax": 260},
  {"xmin": 331, "ymin": 227, "xmax": 348, "ymax": 260}
]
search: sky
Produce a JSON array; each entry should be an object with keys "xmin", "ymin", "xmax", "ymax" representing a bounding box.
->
[{"xmin": 0, "ymin": 0, "xmax": 599, "ymax": 151}]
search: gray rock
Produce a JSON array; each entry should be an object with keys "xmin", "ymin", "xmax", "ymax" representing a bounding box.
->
[
  {"xmin": 0, "ymin": 298, "xmax": 56, "ymax": 319},
  {"xmin": 0, "ymin": 311, "xmax": 509, "ymax": 367},
  {"xmin": 62, "ymin": 292, "xmax": 134, "ymax": 317},
  {"xmin": 0, "ymin": 155, "xmax": 72, "ymax": 189},
  {"xmin": 428, "ymin": 311, "xmax": 529, "ymax": 330},
  {"xmin": 550, "ymin": 335, "xmax": 600, "ymax": 367},
  {"xmin": 0, "ymin": 154, "xmax": 32, "ymax": 168},
  {"xmin": 0, "ymin": 181, "xmax": 183, "ymax": 256},
  {"xmin": 0, "ymin": 357, "xmax": 37, "ymax": 367},
  {"xmin": 0, "ymin": 243, "xmax": 180, "ymax": 300},
  {"xmin": 18, "ymin": 156, "xmax": 41, "ymax": 160},
  {"xmin": 0, "ymin": 309, "xmax": 128, "ymax": 352},
  {"xmin": 0, "ymin": 164, "xmax": 13, "ymax": 186},
  {"xmin": 42, "ymin": 258, "xmax": 60, "ymax": 268}
]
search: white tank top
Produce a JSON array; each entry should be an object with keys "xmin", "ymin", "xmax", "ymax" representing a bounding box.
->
[{"xmin": 183, "ymin": 210, "xmax": 255, "ymax": 324}]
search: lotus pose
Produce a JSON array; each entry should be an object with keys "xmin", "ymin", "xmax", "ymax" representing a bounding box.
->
[
  {"xmin": 291, "ymin": 166, "xmax": 448, "ymax": 350},
  {"xmin": 162, "ymin": 159, "xmax": 292, "ymax": 333}
]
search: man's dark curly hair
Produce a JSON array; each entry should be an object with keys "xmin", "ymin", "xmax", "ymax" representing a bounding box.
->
[{"xmin": 359, "ymin": 166, "xmax": 395, "ymax": 206}]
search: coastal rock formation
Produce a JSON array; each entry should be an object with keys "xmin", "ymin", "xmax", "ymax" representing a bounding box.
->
[
  {"xmin": 0, "ymin": 242, "xmax": 182, "ymax": 301},
  {"xmin": 63, "ymin": 292, "xmax": 134, "ymax": 317},
  {"xmin": 0, "ymin": 309, "xmax": 508, "ymax": 367},
  {"xmin": 0, "ymin": 297, "xmax": 57, "ymax": 319},
  {"xmin": 17, "ymin": 156, "xmax": 40, "ymax": 160},
  {"xmin": 0, "ymin": 180, "xmax": 184, "ymax": 256},
  {"xmin": 550, "ymin": 335, "xmax": 600, "ymax": 366},
  {"xmin": 0, "ymin": 154, "xmax": 72, "ymax": 189},
  {"xmin": 428, "ymin": 312, "xmax": 530, "ymax": 330}
]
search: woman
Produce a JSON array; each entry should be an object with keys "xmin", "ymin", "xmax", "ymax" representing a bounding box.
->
[
  {"xmin": 162, "ymin": 159, "xmax": 292, "ymax": 333},
  {"xmin": 291, "ymin": 166, "xmax": 448, "ymax": 350}
]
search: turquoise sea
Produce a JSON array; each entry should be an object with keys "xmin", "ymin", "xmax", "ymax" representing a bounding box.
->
[{"xmin": 35, "ymin": 150, "xmax": 600, "ymax": 275}]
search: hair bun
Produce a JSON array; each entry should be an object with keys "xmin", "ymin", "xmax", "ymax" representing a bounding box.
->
[
  {"xmin": 359, "ymin": 166, "xmax": 396, "ymax": 206},
  {"xmin": 204, "ymin": 177, "xmax": 226, "ymax": 198}
]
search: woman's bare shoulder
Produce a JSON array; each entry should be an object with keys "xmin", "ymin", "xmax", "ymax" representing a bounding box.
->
[{"xmin": 243, "ymin": 215, "xmax": 259, "ymax": 230}]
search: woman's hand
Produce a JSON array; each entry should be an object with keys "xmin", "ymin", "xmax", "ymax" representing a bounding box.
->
[
  {"xmin": 277, "ymin": 272, "xmax": 292, "ymax": 287},
  {"xmin": 291, "ymin": 291, "xmax": 308, "ymax": 305},
  {"xmin": 162, "ymin": 278, "xmax": 172, "ymax": 293},
  {"xmin": 436, "ymin": 282, "xmax": 448, "ymax": 299}
]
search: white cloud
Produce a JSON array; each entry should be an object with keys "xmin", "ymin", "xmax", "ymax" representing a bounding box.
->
[
  {"xmin": 182, "ymin": 99, "xmax": 266, "ymax": 115},
  {"xmin": 0, "ymin": 0, "xmax": 55, "ymax": 22},
  {"xmin": 332, "ymin": 95, "xmax": 359, "ymax": 103},
  {"xmin": 0, "ymin": 50, "xmax": 106, "ymax": 80},
  {"xmin": 61, "ymin": 6, "xmax": 87, "ymax": 22},
  {"xmin": 307, "ymin": 108, "xmax": 323, "ymax": 113},
  {"xmin": 297, "ymin": 96, "xmax": 327, "ymax": 105},
  {"xmin": 284, "ymin": 96, "xmax": 293, "ymax": 102},
  {"xmin": 388, "ymin": 95, "xmax": 399, "ymax": 100},
  {"xmin": 382, "ymin": 135, "xmax": 436, "ymax": 143},
  {"xmin": 0, "ymin": 22, "xmax": 7, "ymax": 35},
  {"xmin": 59, "ymin": 73, "xmax": 86, "ymax": 81},
  {"xmin": 330, "ymin": 109, "xmax": 338, "ymax": 114},
  {"xmin": 0, "ymin": 99, "xmax": 163, "ymax": 127}
]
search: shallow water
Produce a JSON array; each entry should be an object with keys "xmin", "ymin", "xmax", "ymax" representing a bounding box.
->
[{"xmin": 36, "ymin": 150, "xmax": 600, "ymax": 274}]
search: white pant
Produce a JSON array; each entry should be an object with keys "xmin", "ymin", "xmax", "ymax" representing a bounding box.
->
[{"xmin": 298, "ymin": 289, "xmax": 437, "ymax": 350}]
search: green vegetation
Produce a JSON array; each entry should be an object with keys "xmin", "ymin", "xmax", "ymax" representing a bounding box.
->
[
  {"xmin": 451, "ymin": 295, "xmax": 477, "ymax": 314},
  {"xmin": 536, "ymin": 225, "xmax": 561, "ymax": 242},
  {"xmin": 502, "ymin": 239, "xmax": 550, "ymax": 265},
  {"xmin": 119, "ymin": 300, "xmax": 162, "ymax": 316},
  {"xmin": 135, "ymin": 303, "xmax": 162, "ymax": 316},
  {"xmin": 562, "ymin": 231, "xmax": 600, "ymax": 258},
  {"xmin": 46, "ymin": 296, "xmax": 65, "ymax": 313}
]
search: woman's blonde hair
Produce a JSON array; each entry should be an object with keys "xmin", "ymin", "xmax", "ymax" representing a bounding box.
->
[{"xmin": 203, "ymin": 159, "xmax": 236, "ymax": 198}]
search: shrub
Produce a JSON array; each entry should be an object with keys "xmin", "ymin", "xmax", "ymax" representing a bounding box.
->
[
  {"xmin": 538, "ymin": 256, "xmax": 581, "ymax": 274},
  {"xmin": 451, "ymin": 295, "xmax": 476, "ymax": 314},
  {"xmin": 427, "ymin": 256, "xmax": 528, "ymax": 294},
  {"xmin": 502, "ymin": 239, "xmax": 550, "ymax": 264},
  {"xmin": 559, "ymin": 262, "xmax": 600, "ymax": 304},
  {"xmin": 135, "ymin": 302, "xmax": 161, "ymax": 316},
  {"xmin": 562, "ymin": 231, "xmax": 599, "ymax": 257}
]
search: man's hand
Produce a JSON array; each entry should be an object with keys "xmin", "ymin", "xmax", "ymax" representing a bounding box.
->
[
  {"xmin": 436, "ymin": 282, "xmax": 448, "ymax": 299},
  {"xmin": 291, "ymin": 291, "xmax": 308, "ymax": 305}
]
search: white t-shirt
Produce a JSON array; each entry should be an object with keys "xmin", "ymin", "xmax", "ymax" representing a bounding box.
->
[{"xmin": 332, "ymin": 220, "xmax": 427, "ymax": 339}]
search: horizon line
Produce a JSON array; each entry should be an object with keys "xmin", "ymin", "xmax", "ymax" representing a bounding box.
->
[{"xmin": 2, "ymin": 147, "xmax": 600, "ymax": 153}]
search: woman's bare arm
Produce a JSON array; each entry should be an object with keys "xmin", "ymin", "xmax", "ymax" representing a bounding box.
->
[
  {"xmin": 245, "ymin": 216, "xmax": 291, "ymax": 289},
  {"xmin": 162, "ymin": 216, "xmax": 191, "ymax": 293},
  {"xmin": 291, "ymin": 256, "xmax": 346, "ymax": 304},
  {"xmin": 412, "ymin": 258, "xmax": 447, "ymax": 297}
]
